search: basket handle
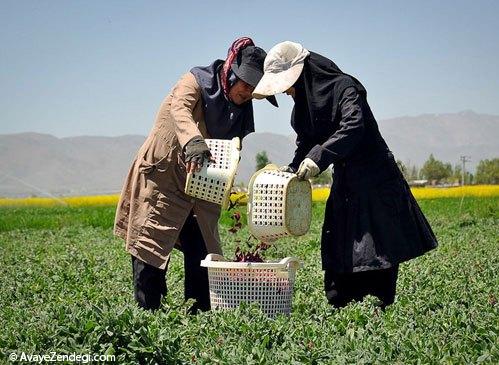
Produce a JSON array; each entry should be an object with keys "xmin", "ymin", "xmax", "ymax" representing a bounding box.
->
[
  {"xmin": 278, "ymin": 257, "xmax": 301, "ymax": 270},
  {"xmin": 203, "ymin": 253, "xmax": 225, "ymax": 262},
  {"xmin": 232, "ymin": 137, "xmax": 241, "ymax": 151}
]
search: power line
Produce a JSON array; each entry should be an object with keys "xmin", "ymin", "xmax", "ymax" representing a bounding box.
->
[
  {"xmin": 0, "ymin": 172, "xmax": 68, "ymax": 205},
  {"xmin": 459, "ymin": 155, "xmax": 471, "ymax": 186}
]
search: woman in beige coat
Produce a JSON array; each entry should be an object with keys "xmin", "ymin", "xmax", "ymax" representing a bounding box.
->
[{"xmin": 114, "ymin": 37, "xmax": 277, "ymax": 312}]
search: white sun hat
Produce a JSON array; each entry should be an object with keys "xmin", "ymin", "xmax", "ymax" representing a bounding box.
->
[{"xmin": 252, "ymin": 41, "xmax": 310, "ymax": 99}]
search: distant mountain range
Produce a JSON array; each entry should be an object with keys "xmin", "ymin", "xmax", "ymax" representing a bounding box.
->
[{"xmin": 0, "ymin": 111, "xmax": 497, "ymax": 197}]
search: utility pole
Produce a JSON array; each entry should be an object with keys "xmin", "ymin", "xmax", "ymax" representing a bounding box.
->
[{"xmin": 460, "ymin": 156, "xmax": 471, "ymax": 186}]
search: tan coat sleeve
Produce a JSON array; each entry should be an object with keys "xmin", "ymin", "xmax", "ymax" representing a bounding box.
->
[{"xmin": 170, "ymin": 72, "xmax": 204, "ymax": 148}]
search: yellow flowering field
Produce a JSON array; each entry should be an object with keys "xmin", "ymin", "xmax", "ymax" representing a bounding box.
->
[
  {"xmin": 0, "ymin": 185, "xmax": 497, "ymax": 207},
  {"xmin": 0, "ymin": 194, "xmax": 120, "ymax": 207},
  {"xmin": 312, "ymin": 185, "xmax": 499, "ymax": 202},
  {"xmin": 312, "ymin": 188, "xmax": 331, "ymax": 202},
  {"xmin": 411, "ymin": 185, "xmax": 499, "ymax": 199}
]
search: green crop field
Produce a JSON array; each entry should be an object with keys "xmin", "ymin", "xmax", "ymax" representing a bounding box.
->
[{"xmin": 1, "ymin": 198, "xmax": 498, "ymax": 364}]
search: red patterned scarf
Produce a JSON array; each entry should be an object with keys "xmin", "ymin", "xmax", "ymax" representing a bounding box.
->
[{"xmin": 220, "ymin": 37, "xmax": 254, "ymax": 97}]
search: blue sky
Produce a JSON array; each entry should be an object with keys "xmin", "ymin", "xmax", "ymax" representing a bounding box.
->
[{"xmin": 1, "ymin": 0, "xmax": 498, "ymax": 137}]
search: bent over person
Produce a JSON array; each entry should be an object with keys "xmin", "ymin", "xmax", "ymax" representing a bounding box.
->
[
  {"xmin": 114, "ymin": 37, "xmax": 277, "ymax": 312},
  {"xmin": 253, "ymin": 41, "xmax": 437, "ymax": 309}
]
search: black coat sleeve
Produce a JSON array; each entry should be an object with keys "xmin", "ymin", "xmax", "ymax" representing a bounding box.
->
[
  {"xmin": 305, "ymin": 86, "xmax": 365, "ymax": 171},
  {"xmin": 289, "ymin": 132, "xmax": 315, "ymax": 170}
]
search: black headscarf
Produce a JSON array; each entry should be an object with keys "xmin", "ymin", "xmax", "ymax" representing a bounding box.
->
[
  {"xmin": 190, "ymin": 60, "xmax": 254, "ymax": 140},
  {"xmin": 291, "ymin": 52, "xmax": 366, "ymax": 141}
]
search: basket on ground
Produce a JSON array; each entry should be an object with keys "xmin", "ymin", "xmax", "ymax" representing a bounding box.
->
[
  {"xmin": 247, "ymin": 165, "xmax": 312, "ymax": 242},
  {"xmin": 200, "ymin": 254, "xmax": 301, "ymax": 317},
  {"xmin": 184, "ymin": 137, "xmax": 240, "ymax": 209}
]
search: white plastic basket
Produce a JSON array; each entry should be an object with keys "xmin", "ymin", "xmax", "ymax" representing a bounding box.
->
[
  {"xmin": 200, "ymin": 254, "xmax": 301, "ymax": 317},
  {"xmin": 247, "ymin": 165, "xmax": 312, "ymax": 242},
  {"xmin": 185, "ymin": 137, "xmax": 240, "ymax": 209}
]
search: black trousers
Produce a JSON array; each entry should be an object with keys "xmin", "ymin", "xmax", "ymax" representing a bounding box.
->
[
  {"xmin": 324, "ymin": 265, "xmax": 399, "ymax": 309},
  {"xmin": 131, "ymin": 212, "xmax": 210, "ymax": 312}
]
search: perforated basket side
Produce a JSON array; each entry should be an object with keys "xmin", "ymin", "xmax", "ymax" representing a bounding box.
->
[
  {"xmin": 206, "ymin": 266, "xmax": 296, "ymax": 317},
  {"xmin": 248, "ymin": 167, "xmax": 294, "ymax": 241},
  {"xmin": 184, "ymin": 137, "xmax": 240, "ymax": 207},
  {"xmin": 248, "ymin": 166, "xmax": 312, "ymax": 241},
  {"xmin": 185, "ymin": 174, "xmax": 228, "ymax": 205},
  {"xmin": 202, "ymin": 255, "xmax": 300, "ymax": 317}
]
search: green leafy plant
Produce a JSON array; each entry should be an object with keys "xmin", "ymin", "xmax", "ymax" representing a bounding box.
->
[{"xmin": 0, "ymin": 197, "xmax": 498, "ymax": 364}]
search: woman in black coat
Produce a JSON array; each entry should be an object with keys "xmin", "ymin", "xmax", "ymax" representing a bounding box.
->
[{"xmin": 253, "ymin": 41, "xmax": 437, "ymax": 308}]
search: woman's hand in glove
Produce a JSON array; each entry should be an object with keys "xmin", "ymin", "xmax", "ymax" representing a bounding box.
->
[
  {"xmin": 296, "ymin": 158, "xmax": 320, "ymax": 180},
  {"xmin": 279, "ymin": 165, "xmax": 297, "ymax": 173},
  {"xmin": 184, "ymin": 136, "xmax": 215, "ymax": 173}
]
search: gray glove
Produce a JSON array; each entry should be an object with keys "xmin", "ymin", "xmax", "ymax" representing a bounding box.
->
[
  {"xmin": 279, "ymin": 165, "xmax": 297, "ymax": 173},
  {"xmin": 184, "ymin": 136, "xmax": 212, "ymax": 166},
  {"xmin": 296, "ymin": 158, "xmax": 320, "ymax": 180}
]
